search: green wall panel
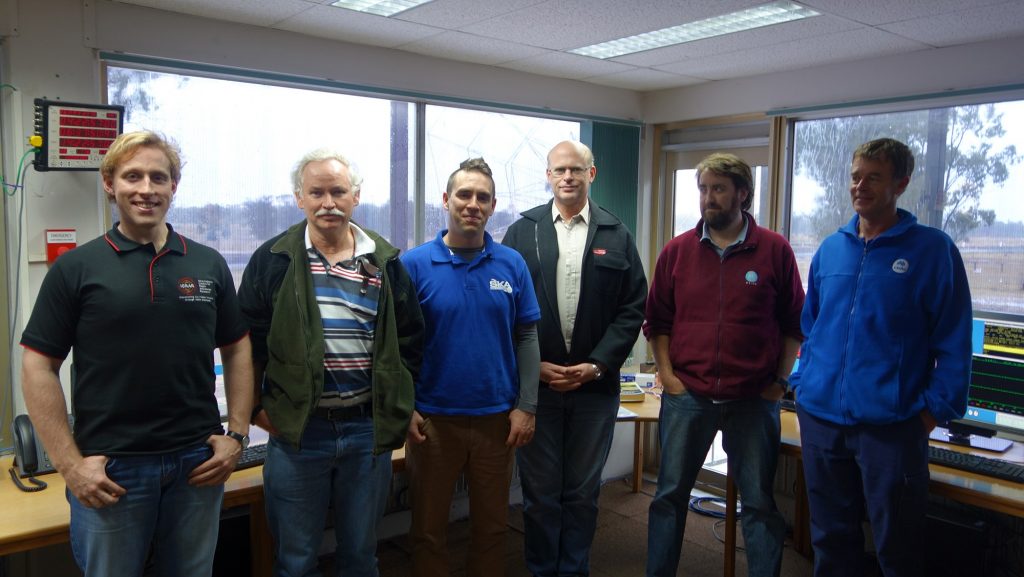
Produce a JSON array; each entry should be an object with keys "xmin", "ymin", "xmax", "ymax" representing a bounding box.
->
[{"xmin": 582, "ymin": 122, "xmax": 640, "ymax": 236}]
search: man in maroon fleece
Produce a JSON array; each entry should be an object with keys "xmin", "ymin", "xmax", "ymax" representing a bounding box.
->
[{"xmin": 643, "ymin": 152, "xmax": 804, "ymax": 577}]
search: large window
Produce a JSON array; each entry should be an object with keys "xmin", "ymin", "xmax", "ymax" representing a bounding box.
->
[
  {"xmin": 424, "ymin": 105, "xmax": 579, "ymax": 241},
  {"xmin": 107, "ymin": 66, "xmax": 580, "ymax": 273},
  {"xmin": 108, "ymin": 67, "xmax": 414, "ymax": 281},
  {"xmin": 790, "ymin": 101, "xmax": 1024, "ymax": 316}
]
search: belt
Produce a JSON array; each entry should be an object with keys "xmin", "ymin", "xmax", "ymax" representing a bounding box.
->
[{"xmin": 313, "ymin": 403, "xmax": 372, "ymax": 421}]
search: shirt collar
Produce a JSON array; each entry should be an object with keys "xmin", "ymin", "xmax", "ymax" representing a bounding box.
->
[
  {"xmin": 304, "ymin": 222, "xmax": 376, "ymax": 258},
  {"xmin": 105, "ymin": 223, "xmax": 185, "ymax": 254},
  {"xmin": 700, "ymin": 216, "xmax": 749, "ymax": 249},
  {"xmin": 551, "ymin": 199, "xmax": 590, "ymax": 224}
]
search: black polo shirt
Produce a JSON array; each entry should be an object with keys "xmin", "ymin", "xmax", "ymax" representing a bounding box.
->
[{"xmin": 21, "ymin": 224, "xmax": 248, "ymax": 456}]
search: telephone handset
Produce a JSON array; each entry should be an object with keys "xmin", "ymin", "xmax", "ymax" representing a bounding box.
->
[{"xmin": 9, "ymin": 413, "xmax": 65, "ymax": 492}]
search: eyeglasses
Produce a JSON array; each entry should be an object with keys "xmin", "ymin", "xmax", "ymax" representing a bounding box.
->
[{"xmin": 549, "ymin": 166, "xmax": 590, "ymax": 177}]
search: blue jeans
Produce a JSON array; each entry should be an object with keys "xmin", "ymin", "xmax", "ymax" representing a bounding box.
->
[
  {"xmin": 646, "ymin": 392, "xmax": 785, "ymax": 577},
  {"xmin": 68, "ymin": 443, "xmax": 224, "ymax": 577},
  {"xmin": 517, "ymin": 387, "xmax": 618, "ymax": 577},
  {"xmin": 264, "ymin": 415, "xmax": 392, "ymax": 577},
  {"xmin": 797, "ymin": 405, "xmax": 929, "ymax": 577}
]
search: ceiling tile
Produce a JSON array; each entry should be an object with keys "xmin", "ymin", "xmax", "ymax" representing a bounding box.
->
[
  {"xmin": 466, "ymin": 0, "xmax": 762, "ymax": 51},
  {"xmin": 114, "ymin": 0, "xmax": 318, "ymax": 27},
  {"xmin": 397, "ymin": 31, "xmax": 548, "ymax": 65},
  {"xmin": 274, "ymin": 4, "xmax": 443, "ymax": 47},
  {"xmin": 656, "ymin": 27, "xmax": 928, "ymax": 81},
  {"xmin": 800, "ymin": 0, "xmax": 1010, "ymax": 26},
  {"xmin": 611, "ymin": 14, "xmax": 859, "ymax": 67},
  {"xmin": 392, "ymin": 0, "xmax": 549, "ymax": 28},
  {"xmin": 879, "ymin": 2, "xmax": 1024, "ymax": 46}
]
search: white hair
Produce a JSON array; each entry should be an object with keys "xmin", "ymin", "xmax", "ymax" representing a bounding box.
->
[{"xmin": 291, "ymin": 148, "xmax": 363, "ymax": 196}]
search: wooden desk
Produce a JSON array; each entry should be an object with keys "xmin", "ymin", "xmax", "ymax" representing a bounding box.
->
[
  {"xmin": 620, "ymin": 393, "xmax": 661, "ymax": 494},
  {"xmin": 1, "ymin": 450, "xmax": 408, "ymax": 576}
]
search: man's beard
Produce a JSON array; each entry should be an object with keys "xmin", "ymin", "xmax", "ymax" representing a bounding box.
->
[{"xmin": 703, "ymin": 206, "xmax": 737, "ymax": 230}]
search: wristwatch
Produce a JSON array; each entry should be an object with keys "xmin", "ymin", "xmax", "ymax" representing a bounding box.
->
[
  {"xmin": 775, "ymin": 376, "xmax": 791, "ymax": 394},
  {"xmin": 226, "ymin": 430, "xmax": 250, "ymax": 450},
  {"xmin": 591, "ymin": 363, "xmax": 604, "ymax": 380}
]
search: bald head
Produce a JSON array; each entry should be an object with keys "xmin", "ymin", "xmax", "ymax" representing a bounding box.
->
[{"xmin": 546, "ymin": 140, "xmax": 597, "ymax": 217}]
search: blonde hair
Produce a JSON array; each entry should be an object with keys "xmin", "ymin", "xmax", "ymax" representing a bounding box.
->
[{"xmin": 100, "ymin": 131, "xmax": 182, "ymax": 184}]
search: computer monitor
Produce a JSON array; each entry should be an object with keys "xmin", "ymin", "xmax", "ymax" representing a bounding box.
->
[{"xmin": 931, "ymin": 317, "xmax": 1024, "ymax": 452}]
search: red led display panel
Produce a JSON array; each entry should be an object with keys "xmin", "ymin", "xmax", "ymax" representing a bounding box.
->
[{"xmin": 33, "ymin": 99, "xmax": 125, "ymax": 171}]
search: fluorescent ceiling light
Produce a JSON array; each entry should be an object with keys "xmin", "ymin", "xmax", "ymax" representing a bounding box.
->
[
  {"xmin": 570, "ymin": 0, "xmax": 820, "ymax": 59},
  {"xmin": 330, "ymin": 0, "xmax": 434, "ymax": 17}
]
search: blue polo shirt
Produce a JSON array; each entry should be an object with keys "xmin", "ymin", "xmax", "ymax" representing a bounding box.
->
[
  {"xmin": 402, "ymin": 230, "xmax": 540, "ymax": 415},
  {"xmin": 21, "ymin": 224, "xmax": 249, "ymax": 455}
]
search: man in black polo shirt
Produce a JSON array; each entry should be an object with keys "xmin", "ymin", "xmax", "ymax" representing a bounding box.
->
[{"xmin": 20, "ymin": 131, "xmax": 253, "ymax": 577}]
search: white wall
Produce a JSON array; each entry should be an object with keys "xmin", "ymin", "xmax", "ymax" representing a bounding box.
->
[{"xmin": 642, "ymin": 35, "xmax": 1024, "ymax": 123}]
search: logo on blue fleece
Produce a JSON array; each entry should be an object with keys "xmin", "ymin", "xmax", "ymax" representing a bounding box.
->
[{"xmin": 892, "ymin": 259, "xmax": 909, "ymax": 274}]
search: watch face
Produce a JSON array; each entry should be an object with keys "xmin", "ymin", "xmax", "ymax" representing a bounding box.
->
[{"xmin": 228, "ymin": 431, "xmax": 249, "ymax": 449}]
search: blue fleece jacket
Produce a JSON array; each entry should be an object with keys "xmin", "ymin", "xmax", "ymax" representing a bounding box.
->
[{"xmin": 792, "ymin": 209, "xmax": 973, "ymax": 425}]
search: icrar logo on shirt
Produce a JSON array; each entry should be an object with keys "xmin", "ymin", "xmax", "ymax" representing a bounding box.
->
[
  {"xmin": 178, "ymin": 277, "xmax": 196, "ymax": 295},
  {"xmin": 489, "ymin": 279, "xmax": 513, "ymax": 294},
  {"xmin": 178, "ymin": 277, "xmax": 216, "ymax": 303}
]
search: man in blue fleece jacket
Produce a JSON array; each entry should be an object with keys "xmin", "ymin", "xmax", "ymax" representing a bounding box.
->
[{"xmin": 792, "ymin": 138, "xmax": 973, "ymax": 577}]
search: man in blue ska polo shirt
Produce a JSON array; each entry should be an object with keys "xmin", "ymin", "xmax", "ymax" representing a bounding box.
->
[
  {"xmin": 21, "ymin": 130, "xmax": 253, "ymax": 577},
  {"xmin": 402, "ymin": 157, "xmax": 541, "ymax": 577}
]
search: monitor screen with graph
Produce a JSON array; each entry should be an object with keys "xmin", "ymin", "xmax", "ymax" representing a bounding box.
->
[{"xmin": 933, "ymin": 317, "xmax": 1024, "ymax": 451}]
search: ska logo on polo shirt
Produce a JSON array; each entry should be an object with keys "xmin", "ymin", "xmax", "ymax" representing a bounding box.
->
[
  {"xmin": 177, "ymin": 276, "xmax": 216, "ymax": 303},
  {"xmin": 489, "ymin": 278, "xmax": 513, "ymax": 294}
]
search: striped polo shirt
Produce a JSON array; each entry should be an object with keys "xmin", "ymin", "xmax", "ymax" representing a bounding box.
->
[{"xmin": 306, "ymin": 224, "xmax": 381, "ymax": 408}]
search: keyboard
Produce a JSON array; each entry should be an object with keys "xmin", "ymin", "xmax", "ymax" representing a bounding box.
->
[
  {"xmin": 234, "ymin": 443, "xmax": 268, "ymax": 470},
  {"xmin": 928, "ymin": 445, "xmax": 1024, "ymax": 483}
]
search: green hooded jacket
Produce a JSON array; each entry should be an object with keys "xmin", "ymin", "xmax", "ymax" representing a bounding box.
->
[{"xmin": 238, "ymin": 221, "xmax": 424, "ymax": 453}]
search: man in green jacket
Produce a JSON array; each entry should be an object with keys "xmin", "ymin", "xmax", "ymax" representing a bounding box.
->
[{"xmin": 239, "ymin": 148, "xmax": 424, "ymax": 577}]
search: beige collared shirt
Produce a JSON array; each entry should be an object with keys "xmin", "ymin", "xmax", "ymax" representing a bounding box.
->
[{"xmin": 553, "ymin": 200, "xmax": 590, "ymax": 352}]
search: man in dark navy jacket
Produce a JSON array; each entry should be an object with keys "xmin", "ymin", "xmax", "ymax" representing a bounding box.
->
[{"xmin": 503, "ymin": 140, "xmax": 647, "ymax": 577}]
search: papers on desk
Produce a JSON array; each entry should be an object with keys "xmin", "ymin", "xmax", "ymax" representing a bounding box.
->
[{"xmin": 617, "ymin": 406, "xmax": 638, "ymax": 419}]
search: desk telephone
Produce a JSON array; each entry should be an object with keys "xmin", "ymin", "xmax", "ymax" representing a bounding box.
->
[{"xmin": 9, "ymin": 413, "xmax": 66, "ymax": 492}]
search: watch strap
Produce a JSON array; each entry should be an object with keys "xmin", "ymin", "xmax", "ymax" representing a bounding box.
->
[
  {"xmin": 775, "ymin": 376, "xmax": 791, "ymax": 393},
  {"xmin": 226, "ymin": 430, "xmax": 249, "ymax": 449}
]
